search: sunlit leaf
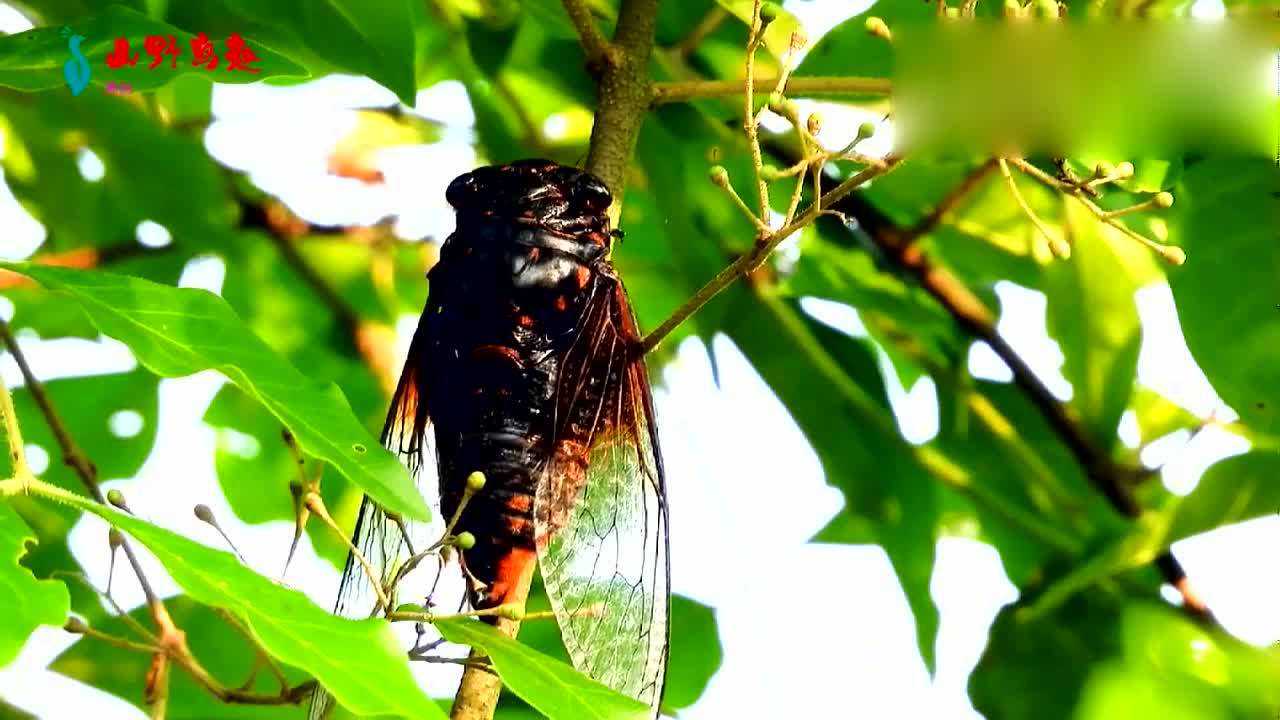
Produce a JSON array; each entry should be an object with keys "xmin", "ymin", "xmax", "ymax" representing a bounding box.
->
[
  {"xmin": 0, "ymin": 501, "xmax": 70, "ymax": 668},
  {"xmin": 0, "ymin": 5, "xmax": 306, "ymax": 92},
  {"xmin": 31, "ymin": 486, "xmax": 443, "ymax": 719},
  {"xmin": 0, "ymin": 263, "xmax": 428, "ymax": 521},
  {"xmin": 435, "ymin": 618, "xmax": 650, "ymax": 720}
]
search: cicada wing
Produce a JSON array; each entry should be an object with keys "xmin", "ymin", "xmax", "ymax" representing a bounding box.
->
[
  {"xmin": 310, "ymin": 325, "xmax": 445, "ymax": 719},
  {"xmin": 535, "ymin": 281, "xmax": 671, "ymax": 713}
]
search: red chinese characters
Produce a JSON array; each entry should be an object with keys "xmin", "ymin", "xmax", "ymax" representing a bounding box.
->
[
  {"xmin": 190, "ymin": 32, "xmax": 218, "ymax": 70},
  {"xmin": 105, "ymin": 37, "xmax": 139, "ymax": 69},
  {"xmin": 224, "ymin": 33, "xmax": 260, "ymax": 73},
  {"xmin": 143, "ymin": 34, "xmax": 180, "ymax": 69},
  {"xmin": 103, "ymin": 33, "xmax": 263, "ymax": 75}
]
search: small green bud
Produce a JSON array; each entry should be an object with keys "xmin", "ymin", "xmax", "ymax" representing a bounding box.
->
[
  {"xmin": 1032, "ymin": 0, "xmax": 1058, "ymax": 18},
  {"xmin": 106, "ymin": 489, "xmax": 126, "ymax": 509},
  {"xmin": 108, "ymin": 528, "xmax": 124, "ymax": 549},
  {"xmin": 865, "ymin": 17, "xmax": 891, "ymax": 40},
  {"xmin": 454, "ymin": 531, "xmax": 476, "ymax": 550},
  {"xmin": 1154, "ymin": 191, "xmax": 1174, "ymax": 209},
  {"xmin": 465, "ymin": 471, "xmax": 486, "ymax": 492},
  {"xmin": 709, "ymin": 165, "xmax": 730, "ymax": 186},
  {"xmin": 857, "ymin": 122, "xmax": 877, "ymax": 140},
  {"xmin": 193, "ymin": 504, "xmax": 214, "ymax": 523},
  {"xmin": 760, "ymin": 2, "xmax": 782, "ymax": 24},
  {"xmin": 1161, "ymin": 245, "xmax": 1186, "ymax": 266},
  {"xmin": 806, "ymin": 112, "xmax": 822, "ymax": 136},
  {"xmin": 64, "ymin": 617, "xmax": 89, "ymax": 634},
  {"xmin": 1115, "ymin": 161, "xmax": 1134, "ymax": 179},
  {"xmin": 1048, "ymin": 237, "xmax": 1072, "ymax": 259}
]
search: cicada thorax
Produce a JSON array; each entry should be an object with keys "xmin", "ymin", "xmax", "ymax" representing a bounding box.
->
[{"xmin": 424, "ymin": 159, "xmax": 615, "ymax": 609}]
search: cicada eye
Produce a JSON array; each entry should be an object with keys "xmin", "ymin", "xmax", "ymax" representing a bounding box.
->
[
  {"xmin": 445, "ymin": 172, "xmax": 477, "ymax": 210},
  {"xmin": 577, "ymin": 174, "xmax": 612, "ymax": 212}
]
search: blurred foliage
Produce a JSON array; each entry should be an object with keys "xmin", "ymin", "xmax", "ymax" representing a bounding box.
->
[{"xmin": 0, "ymin": 0, "xmax": 1276, "ymax": 718}]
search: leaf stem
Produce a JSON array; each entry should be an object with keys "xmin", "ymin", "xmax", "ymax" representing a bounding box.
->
[
  {"xmin": 0, "ymin": 319, "xmax": 169, "ymax": 625},
  {"xmin": 651, "ymin": 76, "xmax": 891, "ymax": 105},
  {"xmin": 816, "ymin": 167, "xmax": 1215, "ymax": 625},
  {"xmin": 640, "ymin": 156, "xmax": 904, "ymax": 354}
]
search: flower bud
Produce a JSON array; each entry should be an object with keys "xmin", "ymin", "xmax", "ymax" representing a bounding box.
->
[
  {"xmin": 454, "ymin": 531, "xmax": 476, "ymax": 550},
  {"xmin": 806, "ymin": 112, "xmax": 822, "ymax": 136},
  {"xmin": 865, "ymin": 17, "xmax": 891, "ymax": 41},
  {"xmin": 1154, "ymin": 192, "xmax": 1174, "ymax": 209},
  {"xmin": 466, "ymin": 471, "xmax": 486, "ymax": 492},
  {"xmin": 709, "ymin": 165, "xmax": 730, "ymax": 187}
]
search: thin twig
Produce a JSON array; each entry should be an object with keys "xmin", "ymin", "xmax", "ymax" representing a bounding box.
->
[
  {"xmin": 818, "ymin": 178, "xmax": 1215, "ymax": 624},
  {"xmin": 561, "ymin": 0, "xmax": 614, "ymax": 67},
  {"xmin": 651, "ymin": 76, "xmax": 891, "ymax": 105},
  {"xmin": 239, "ymin": 202, "xmax": 363, "ymax": 339},
  {"xmin": 998, "ymin": 158, "xmax": 1069, "ymax": 258},
  {"xmin": 0, "ymin": 319, "xmax": 168, "ymax": 624},
  {"xmin": 907, "ymin": 158, "xmax": 999, "ymax": 238},
  {"xmin": 670, "ymin": 6, "xmax": 728, "ymax": 57},
  {"xmin": 640, "ymin": 156, "xmax": 904, "ymax": 354},
  {"xmin": 742, "ymin": 0, "xmax": 770, "ymax": 220}
]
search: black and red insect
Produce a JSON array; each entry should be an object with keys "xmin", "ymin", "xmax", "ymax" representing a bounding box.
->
[{"xmin": 320, "ymin": 159, "xmax": 669, "ymax": 715}]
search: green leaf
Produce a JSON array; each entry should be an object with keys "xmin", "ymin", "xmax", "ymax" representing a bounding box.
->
[
  {"xmin": 0, "ymin": 263, "xmax": 428, "ymax": 522},
  {"xmin": 1129, "ymin": 387, "xmax": 1200, "ymax": 445},
  {"xmin": 1165, "ymin": 452, "xmax": 1280, "ymax": 543},
  {"xmin": 204, "ymin": 383, "xmax": 360, "ymax": 570},
  {"xmin": 1167, "ymin": 158, "xmax": 1279, "ymax": 434},
  {"xmin": 663, "ymin": 595, "xmax": 722, "ymax": 712},
  {"xmin": 28, "ymin": 485, "xmax": 443, "ymax": 719},
  {"xmin": 0, "ymin": 501, "xmax": 70, "ymax": 668},
  {"xmin": 0, "ymin": 5, "xmax": 306, "ymax": 92},
  {"xmin": 164, "ymin": 0, "xmax": 418, "ymax": 104},
  {"xmin": 973, "ymin": 595, "xmax": 1280, "ymax": 720},
  {"xmin": 435, "ymin": 618, "xmax": 650, "ymax": 720},
  {"xmin": 795, "ymin": 0, "xmax": 934, "ymax": 89},
  {"xmin": 730, "ymin": 294, "xmax": 941, "ymax": 672},
  {"xmin": 52, "ymin": 596, "xmax": 308, "ymax": 719},
  {"xmin": 3, "ymin": 370, "xmax": 161, "ymax": 619},
  {"xmin": 1044, "ymin": 198, "xmax": 1147, "ymax": 450},
  {"xmin": 0, "ymin": 89, "xmax": 233, "ymax": 255}
]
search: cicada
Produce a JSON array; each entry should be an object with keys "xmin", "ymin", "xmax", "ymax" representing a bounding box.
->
[{"xmin": 314, "ymin": 159, "xmax": 669, "ymax": 717}]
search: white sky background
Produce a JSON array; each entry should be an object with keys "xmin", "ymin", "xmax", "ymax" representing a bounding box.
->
[{"xmin": 1, "ymin": 0, "xmax": 1276, "ymax": 717}]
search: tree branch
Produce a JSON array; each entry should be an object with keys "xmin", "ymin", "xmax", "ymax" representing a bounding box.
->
[
  {"xmin": 651, "ymin": 76, "xmax": 892, "ymax": 105},
  {"xmin": 0, "ymin": 319, "xmax": 168, "ymax": 621},
  {"xmin": 582, "ymin": 0, "xmax": 661, "ymax": 217},
  {"xmin": 640, "ymin": 156, "xmax": 904, "ymax": 354},
  {"xmin": 561, "ymin": 0, "xmax": 614, "ymax": 68},
  {"xmin": 823, "ymin": 173, "xmax": 1214, "ymax": 623}
]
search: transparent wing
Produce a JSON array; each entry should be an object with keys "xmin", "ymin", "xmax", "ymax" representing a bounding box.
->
[
  {"xmin": 310, "ymin": 333, "xmax": 444, "ymax": 719},
  {"xmin": 535, "ymin": 280, "xmax": 671, "ymax": 713}
]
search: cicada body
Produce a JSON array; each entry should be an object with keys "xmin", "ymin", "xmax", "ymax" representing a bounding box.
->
[{"xmin": 321, "ymin": 160, "xmax": 669, "ymax": 717}]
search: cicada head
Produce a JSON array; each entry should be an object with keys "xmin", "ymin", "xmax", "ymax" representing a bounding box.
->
[{"xmin": 444, "ymin": 160, "xmax": 615, "ymax": 291}]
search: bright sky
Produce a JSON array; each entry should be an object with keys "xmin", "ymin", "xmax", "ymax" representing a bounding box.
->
[{"xmin": 0, "ymin": 1, "xmax": 1274, "ymax": 718}]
